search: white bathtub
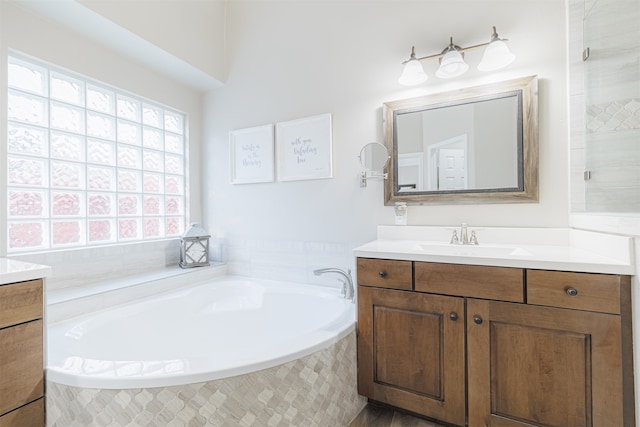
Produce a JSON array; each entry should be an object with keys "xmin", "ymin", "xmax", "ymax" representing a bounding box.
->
[{"xmin": 47, "ymin": 276, "xmax": 355, "ymax": 389}]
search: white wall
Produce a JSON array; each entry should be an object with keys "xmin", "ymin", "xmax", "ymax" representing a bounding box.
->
[
  {"xmin": 77, "ymin": 0, "xmax": 226, "ymax": 83},
  {"xmin": 203, "ymin": 0, "xmax": 568, "ymax": 280},
  {"xmin": 0, "ymin": 2, "xmax": 205, "ymax": 285}
]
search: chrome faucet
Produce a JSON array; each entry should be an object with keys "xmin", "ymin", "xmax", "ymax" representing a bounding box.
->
[
  {"xmin": 461, "ymin": 223, "xmax": 469, "ymax": 244},
  {"xmin": 451, "ymin": 223, "xmax": 479, "ymax": 245},
  {"xmin": 313, "ymin": 268, "xmax": 355, "ymax": 302}
]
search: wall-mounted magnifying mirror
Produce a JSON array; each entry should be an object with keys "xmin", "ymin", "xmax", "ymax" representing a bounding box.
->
[{"xmin": 359, "ymin": 142, "xmax": 390, "ymax": 187}]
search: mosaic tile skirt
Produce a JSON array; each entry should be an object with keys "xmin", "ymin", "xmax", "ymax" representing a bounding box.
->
[{"xmin": 46, "ymin": 331, "xmax": 366, "ymax": 427}]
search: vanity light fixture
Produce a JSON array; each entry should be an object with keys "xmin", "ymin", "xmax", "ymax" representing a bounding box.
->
[
  {"xmin": 398, "ymin": 26, "xmax": 515, "ymax": 85},
  {"xmin": 477, "ymin": 29, "xmax": 516, "ymax": 71},
  {"xmin": 397, "ymin": 47, "xmax": 429, "ymax": 85},
  {"xmin": 435, "ymin": 38, "xmax": 469, "ymax": 79}
]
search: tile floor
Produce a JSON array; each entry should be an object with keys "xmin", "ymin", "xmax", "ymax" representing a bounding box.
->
[{"xmin": 348, "ymin": 404, "xmax": 448, "ymax": 427}]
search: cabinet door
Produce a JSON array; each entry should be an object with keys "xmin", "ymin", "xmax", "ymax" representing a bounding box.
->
[
  {"xmin": 467, "ymin": 299, "xmax": 626, "ymax": 427},
  {"xmin": 357, "ymin": 286, "xmax": 465, "ymax": 426}
]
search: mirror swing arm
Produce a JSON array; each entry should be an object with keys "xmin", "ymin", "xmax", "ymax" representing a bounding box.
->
[
  {"xmin": 360, "ymin": 169, "xmax": 388, "ymax": 187},
  {"xmin": 383, "ymin": 75, "xmax": 538, "ymax": 205}
]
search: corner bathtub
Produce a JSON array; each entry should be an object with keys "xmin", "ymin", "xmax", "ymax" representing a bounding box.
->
[{"xmin": 46, "ymin": 276, "xmax": 365, "ymax": 427}]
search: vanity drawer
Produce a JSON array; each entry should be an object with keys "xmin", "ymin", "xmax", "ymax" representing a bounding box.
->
[
  {"xmin": 0, "ymin": 320, "xmax": 44, "ymax": 416},
  {"xmin": 527, "ymin": 270, "xmax": 626, "ymax": 314},
  {"xmin": 0, "ymin": 280, "xmax": 43, "ymax": 329},
  {"xmin": 0, "ymin": 398, "xmax": 44, "ymax": 427},
  {"xmin": 415, "ymin": 262, "xmax": 524, "ymax": 302},
  {"xmin": 357, "ymin": 258, "xmax": 413, "ymax": 290}
]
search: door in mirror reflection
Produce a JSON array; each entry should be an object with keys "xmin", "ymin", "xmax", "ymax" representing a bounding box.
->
[{"xmin": 435, "ymin": 147, "xmax": 466, "ymax": 190}]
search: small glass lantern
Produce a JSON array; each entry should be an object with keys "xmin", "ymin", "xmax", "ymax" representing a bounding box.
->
[{"xmin": 179, "ymin": 223, "xmax": 210, "ymax": 268}]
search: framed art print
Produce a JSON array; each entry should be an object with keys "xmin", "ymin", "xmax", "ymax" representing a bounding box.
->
[
  {"xmin": 276, "ymin": 113, "xmax": 332, "ymax": 182},
  {"xmin": 229, "ymin": 124, "xmax": 274, "ymax": 184}
]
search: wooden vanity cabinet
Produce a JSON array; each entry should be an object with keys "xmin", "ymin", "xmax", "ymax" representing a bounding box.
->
[
  {"xmin": 357, "ymin": 285, "xmax": 466, "ymax": 426},
  {"xmin": 467, "ymin": 299, "xmax": 627, "ymax": 426},
  {"xmin": 0, "ymin": 279, "xmax": 45, "ymax": 427},
  {"xmin": 356, "ymin": 258, "xmax": 634, "ymax": 427}
]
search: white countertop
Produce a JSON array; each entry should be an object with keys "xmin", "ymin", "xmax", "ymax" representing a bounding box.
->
[
  {"xmin": 353, "ymin": 226, "xmax": 635, "ymax": 275},
  {"xmin": 0, "ymin": 258, "xmax": 52, "ymax": 285}
]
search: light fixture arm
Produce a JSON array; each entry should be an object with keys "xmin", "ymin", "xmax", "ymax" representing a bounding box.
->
[
  {"xmin": 402, "ymin": 26, "xmax": 509, "ymax": 64},
  {"xmin": 398, "ymin": 26, "xmax": 515, "ymax": 85},
  {"xmin": 489, "ymin": 26, "xmax": 507, "ymax": 42}
]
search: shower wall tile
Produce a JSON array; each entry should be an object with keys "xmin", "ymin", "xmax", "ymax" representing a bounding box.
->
[
  {"xmin": 584, "ymin": 0, "xmax": 640, "ymax": 106},
  {"xmin": 585, "ymin": 130, "xmax": 640, "ymax": 213},
  {"xmin": 571, "ymin": 213, "xmax": 640, "ymax": 237},
  {"xmin": 586, "ymin": 186, "xmax": 640, "ymax": 213},
  {"xmin": 570, "ymin": 94, "xmax": 585, "ymax": 149},
  {"xmin": 579, "ymin": 0, "xmax": 640, "ymax": 214},
  {"xmin": 584, "ymin": 0, "xmax": 640, "ymax": 50},
  {"xmin": 47, "ymin": 331, "xmax": 366, "ymax": 427},
  {"xmin": 586, "ymin": 99, "xmax": 640, "ymax": 133},
  {"xmin": 568, "ymin": 0, "xmax": 585, "ymax": 96},
  {"xmin": 586, "ymin": 130, "xmax": 640, "ymax": 166},
  {"xmin": 585, "ymin": 58, "xmax": 640, "ymax": 106},
  {"xmin": 584, "ymin": 0, "xmax": 598, "ymax": 16}
]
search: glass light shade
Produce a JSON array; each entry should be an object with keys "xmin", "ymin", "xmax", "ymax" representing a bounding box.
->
[
  {"xmin": 435, "ymin": 50, "xmax": 469, "ymax": 79},
  {"xmin": 478, "ymin": 40, "xmax": 515, "ymax": 71},
  {"xmin": 398, "ymin": 59, "xmax": 428, "ymax": 86}
]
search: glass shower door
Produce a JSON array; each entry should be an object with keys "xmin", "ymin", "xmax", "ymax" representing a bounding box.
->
[{"xmin": 583, "ymin": 0, "xmax": 640, "ymax": 213}]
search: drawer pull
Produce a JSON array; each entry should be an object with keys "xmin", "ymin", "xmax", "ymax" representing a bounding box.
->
[
  {"xmin": 449, "ymin": 312, "xmax": 458, "ymax": 321},
  {"xmin": 566, "ymin": 287, "xmax": 579, "ymax": 297},
  {"xmin": 473, "ymin": 315, "xmax": 483, "ymax": 325},
  {"xmin": 379, "ymin": 271, "xmax": 386, "ymax": 278}
]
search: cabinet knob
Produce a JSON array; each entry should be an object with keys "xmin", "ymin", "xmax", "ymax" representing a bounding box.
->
[
  {"xmin": 473, "ymin": 315, "xmax": 483, "ymax": 325},
  {"xmin": 449, "ymin": 312, "xmax": 458, "ymax": 321},
  {"xmin": 379, "ymin": 271, "xmax": 386, "ymax": 278},
  {"xmin": 566, "ymin": 287, "xmax": 579, "ymax": 297}
]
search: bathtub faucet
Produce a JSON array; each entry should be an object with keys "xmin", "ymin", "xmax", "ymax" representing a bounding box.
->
[{"xmin": 313, "ymin": 268, "xmax": 355, "ymax": 303}]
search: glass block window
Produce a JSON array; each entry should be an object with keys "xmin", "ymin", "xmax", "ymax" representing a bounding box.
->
[{"xmin": 7, "ymin": 55, "xmax": 187, "ymax": 252}]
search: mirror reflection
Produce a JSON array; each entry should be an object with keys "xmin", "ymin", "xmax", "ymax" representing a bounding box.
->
[
  {"xmin": 384, "ymin": 75, "xmax": 538, "ymax": 205},
  {"xmin": 396, "ymin": 93, "xmax": 521, "ymax": 192},
  {"xmin": 359, "ymin": 142, "xmax": 390, "ymax": 172}
]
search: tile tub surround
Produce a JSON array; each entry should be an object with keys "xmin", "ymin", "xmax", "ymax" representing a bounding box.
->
[{"xmin": 46, "ymin": 331, "xmax": 365, "ymax": 427}]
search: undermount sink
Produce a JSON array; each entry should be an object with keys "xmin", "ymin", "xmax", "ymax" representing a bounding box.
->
[{"xmin": 417, "ymin": 242, "xmax": 533, "ymax": 257}]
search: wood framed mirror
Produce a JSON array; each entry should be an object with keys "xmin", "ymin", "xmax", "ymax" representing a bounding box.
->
[{"xmin": 383, "ymin": 75, "xmax": 538, "ymax": 205}]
